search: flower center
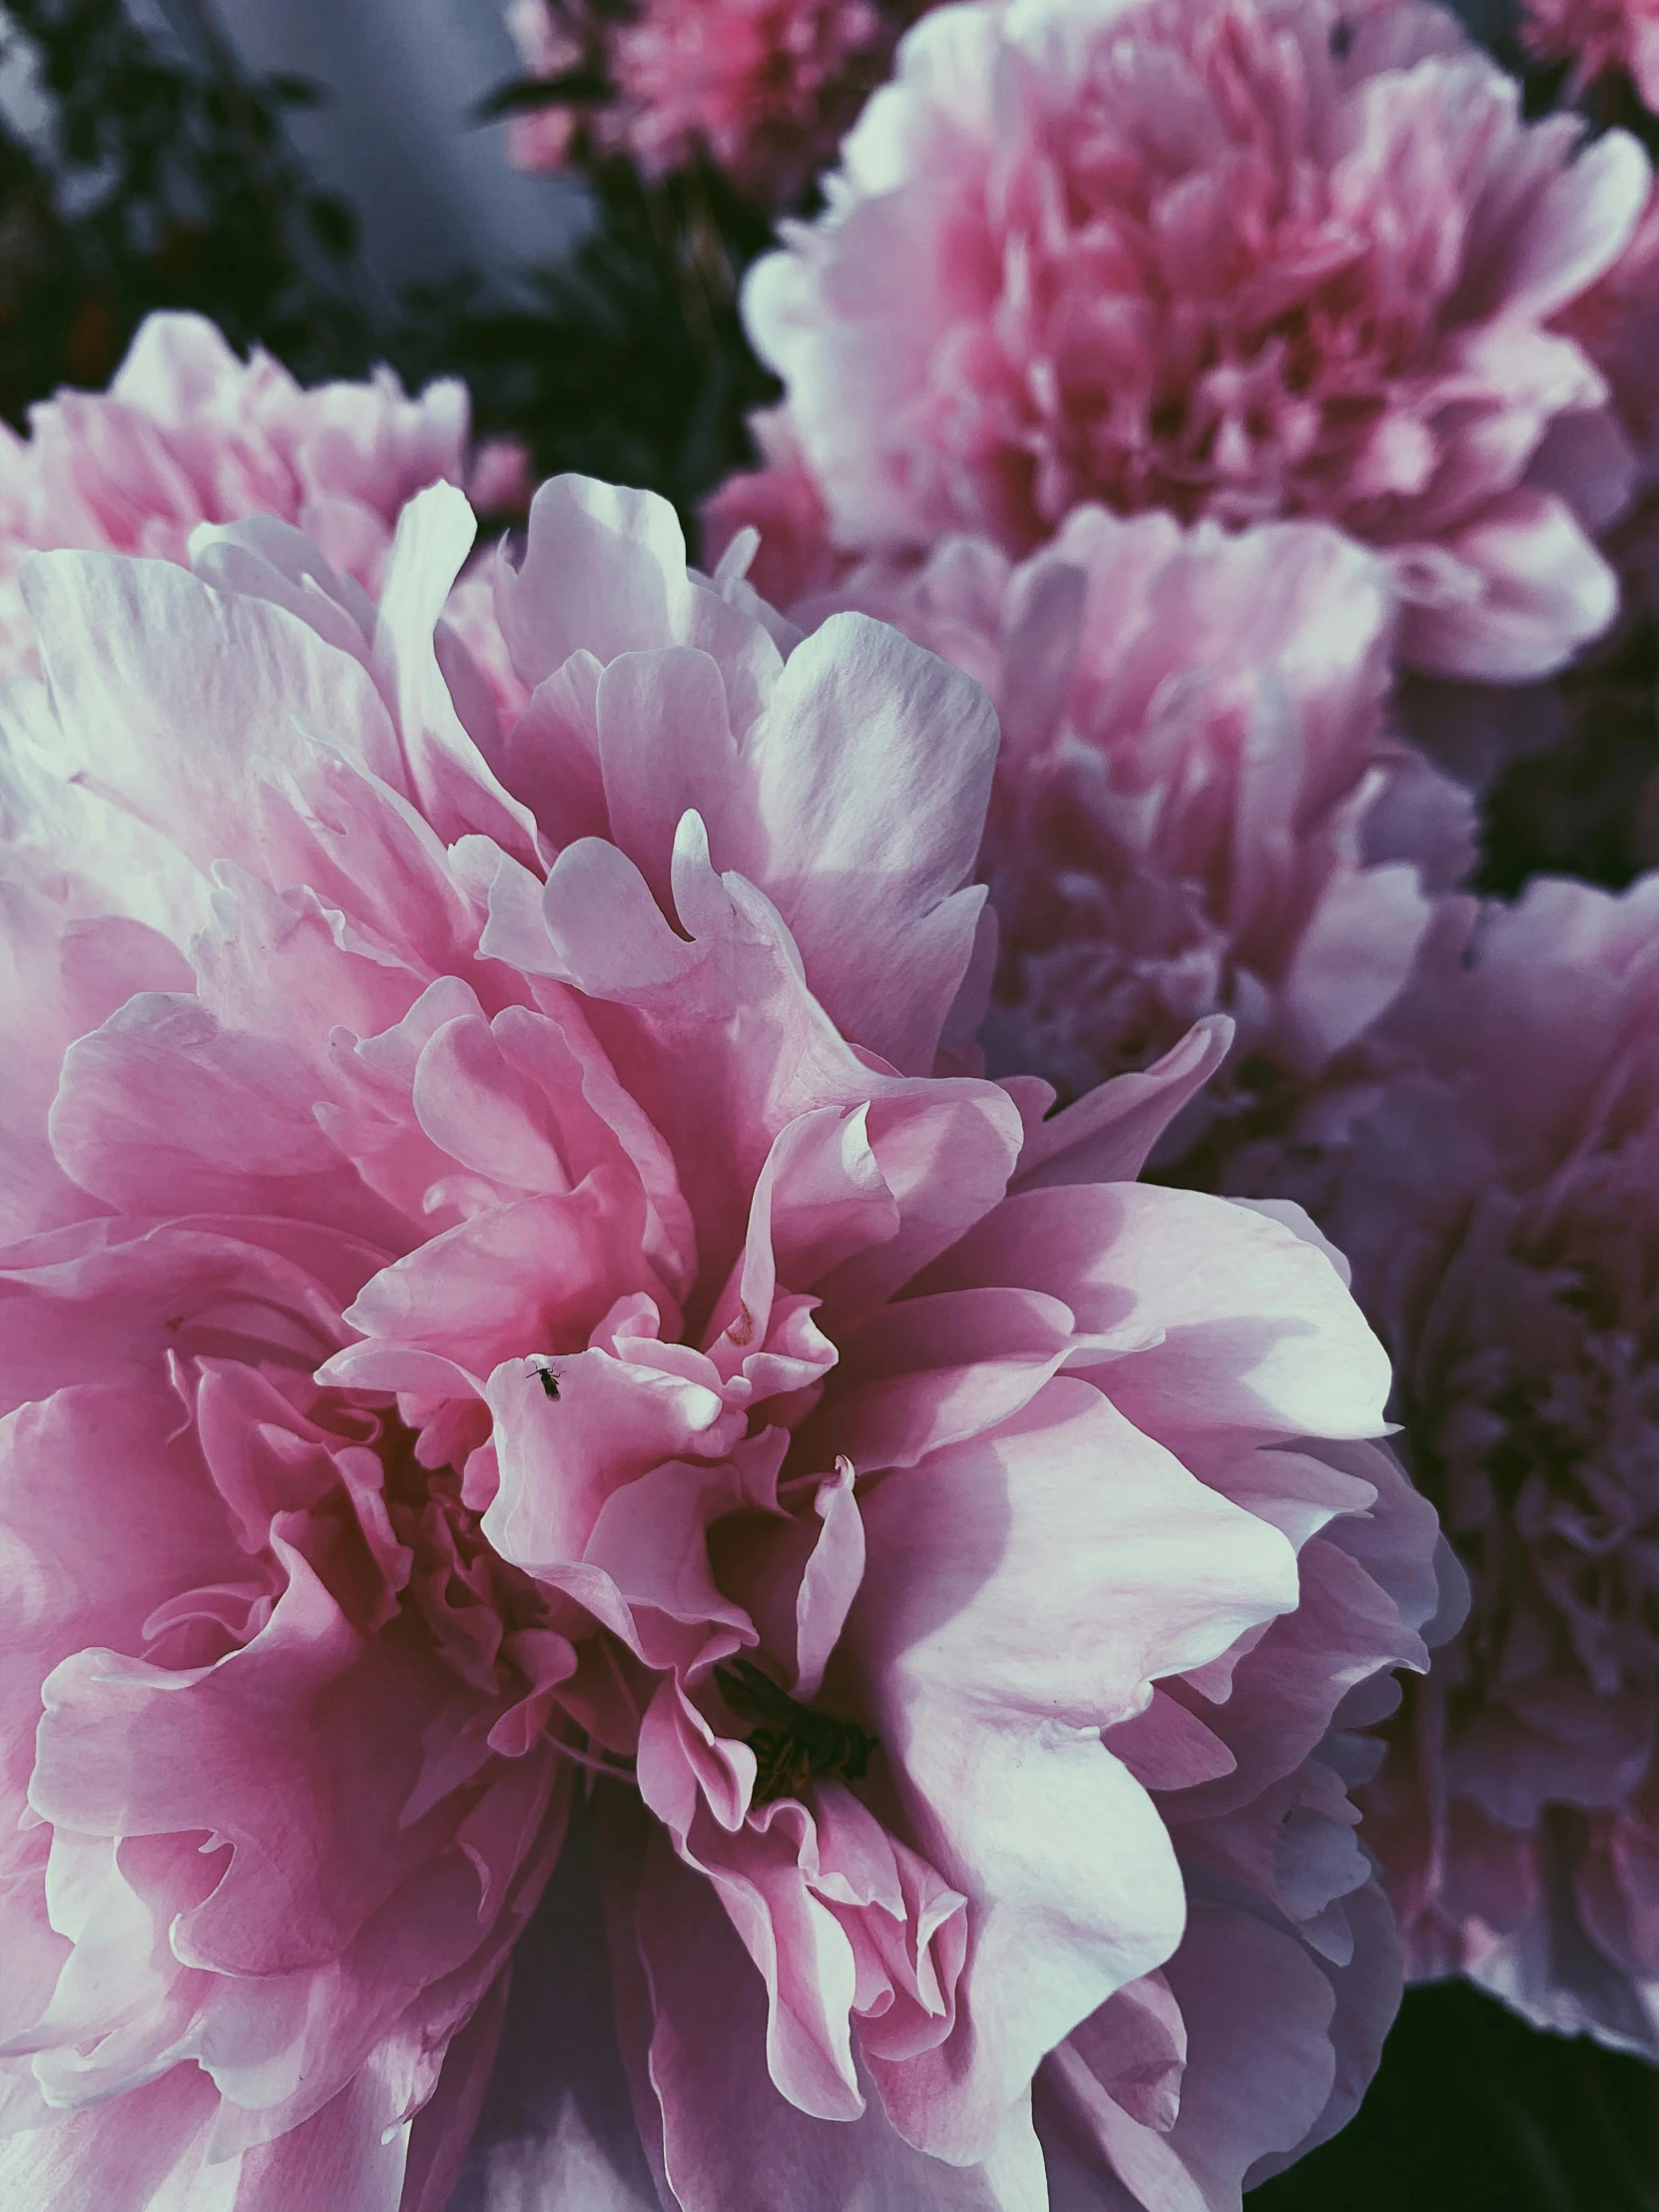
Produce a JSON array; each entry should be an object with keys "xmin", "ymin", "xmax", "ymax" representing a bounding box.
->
[{"xmin": 715, "ymin": 1655, "xmax": 879, "ymax": 1805}]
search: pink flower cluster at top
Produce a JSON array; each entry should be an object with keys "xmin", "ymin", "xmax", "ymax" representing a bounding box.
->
[
  {"xmin": 732, "ymin": 0, "xmax": 1651, "ymax": 679},
  {"xmin": 0, "ymin": 441, "xmax": 1451, "ymax": 2210},
  {"xmin": 13, "ymin": 0, "xmax": 1659, "ymax": 2183},
  {"xmin": 504, "ymin": 0, "xmax": 930, "ymax": 207},
  {"xmin": 1522, "ymin": 0, "xmax": 1659, "ymax": 110},
  {"xmin": 1230, "ymin": 880, "xmax": 1659, "ymax": 2056}
]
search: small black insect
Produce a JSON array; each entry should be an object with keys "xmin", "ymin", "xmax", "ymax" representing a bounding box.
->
[
  {"xmin": 535, "ymin": 1364, "xmax": 561, "ymax": 1400},
  {"xmin": 1329, "ymin": 16, "xmax": 1353, "ymax": 57},
  {"xmin": 714, "ymin": 1655, "xmax": 879, "ymax": 1805}
]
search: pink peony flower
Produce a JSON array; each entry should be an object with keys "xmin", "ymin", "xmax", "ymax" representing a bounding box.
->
[
  {"xmin": 768, "ymin": 505, "xmax": 1471, "ymax": 1146},
  {"xmin": 1522, "ymin": 0, "xmax": 1659, "ymax": 110},
  {"xmin": 1228, "ymin": 876, "xmax": 1659, "ymax": 2053},
  {"xmin": 0, "ymin": 310, "xmax": 492, "ymax": 681},
  {"xmin": 503, "ymin": 0, "xmax": 930, "ymax": 208},
  {"xmin": 741, "ymin": 0, "xmax": 1652, "ymax": 680},
  {"xmin": 0, "ymin": 471, "xmax": 1447, "ymax": 2206}
]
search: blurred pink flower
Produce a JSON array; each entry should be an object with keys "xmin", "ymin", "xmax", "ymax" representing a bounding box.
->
[
  {"xmin": 742, "ymin": 0, "xmax": 1651, "ymax": 680},
  {"xmin": 503, "ymin": 0, "xmax": 586, "ymax": 171},
  {"xmin": 703, "ymin": 403, "xmax": 851, "ymax": 606},
  {"xmin": 0, "ymin": 310, "xmax": 493, "ymax": 678},
  {"xmin": 465, "ymin": 435, "xmax": 537, "ymax": 521},
  {"xmin": 777, "ymin": 506, "xmax": 1470, "ymax": 1148},
  {"xmin": 615, "ymin": 0, "xmax": 913, "ymax": 204},
  {"xmin": 1230, "ymin": 877, "xmax": 1659, "ymax": 2053},
  {"xmin": 1522, "ymin": 0, "xmax": 1659, "ymax": 108},
  {"xmin": 0, "ymin": 469, "xmax": 1446, "ymax": 2205},
  {"xmin": 503, "ymin": 0, "xmax": 927, "ymax": 207}
]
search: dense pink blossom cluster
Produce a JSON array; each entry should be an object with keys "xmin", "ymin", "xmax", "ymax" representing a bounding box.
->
[
  {"xmin": 735, "ymin": 0, "xmax": 1651, "ymax": 679},
  {"xmin": 503, "ymin": 0, "xmax": 929, "ymax": 207},
  {"xmin": 12, "ymin": 0, "xmax": 1659, "ymax": 2185},
  {"xmin": 1522, "ymin": 0, "xmax": 1659, "ymax": 109},
  {"xmin": 1229, "ymin": 879, "xmax": 1659, "ymax": 2055},
  {"xmin": 0, "ymin": 467, "xmax": 1449, "ymax": 2206}
]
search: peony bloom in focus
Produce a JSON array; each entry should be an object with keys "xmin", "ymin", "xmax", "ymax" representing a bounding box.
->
[
  {"xmin": 739, "ymin": 0, "xmax": 1651, "ymax": 680},
  {"xmin": 0, "ymin": 309, "xmax": 517, "ymax": 682},
  {"xmin": 745, "ymin": 504, "xmax": 1472, "ymax": 1149},
  {"xmin": 503, "ymin": 0, "xmax": 931, "ymax": 209},
  {"xmin": 0, "ymin": 471, "xmax": 1447, "ymax": 2207},
  {"xmin": 1229, "ymin": 877, "xmax": 1659, "ymax": 2054},
  {"xmin": 1522, "ymin": 0, "xmax": 1659, "ymax": 111}
]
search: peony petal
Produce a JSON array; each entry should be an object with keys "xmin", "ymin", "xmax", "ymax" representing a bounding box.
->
[
  {"xmin": 925, "ymin": 1183, "xmax": 1391, "ymax": 1445},
  {"xmin": 1394, "ymin": 488, "xmax": 1619, "ymax": 680},
  {"xmin": 627, "ymin": 1819, "xmax": 1039, "ymax": 2212},
  {"xmin": 1008, "ymin": 1020, "xmax": 1235, "ymax": 1193},
  {"xmin": 726, "ymin": 611, "xmax": 998, "ymax": 1073},
  {"xmin": 846, "ymin": 1378, "xmax": 1299, "ymax": 2159},
  {"xmin": 21, "ymin": 548, "xmax": 405, "ymax": 875}
]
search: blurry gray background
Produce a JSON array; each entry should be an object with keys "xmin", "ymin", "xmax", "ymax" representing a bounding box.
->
[{"xmin": 156, "ymin": 0, "xmax": 588, "ymax": 302}]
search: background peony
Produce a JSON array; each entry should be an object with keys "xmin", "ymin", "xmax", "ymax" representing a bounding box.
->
[
  {"xmin": 503, "ymin": 0, "xmax": 934, "ymax": 209},
  {"xmin": 736, "ymin": 0, "xmax": 1651, "ymax": 680},
  {"xmin": 765, "ymin": 504, "xmax": 1472, "ymax": 1145},
  {"xmin": 1228, "ymin": 876, "xmax": 1659, "ymax": 2056},
  {"xmin": 0, "ymin": 309, "xmax": 523, "ymax": 684},
  {"xmin": 0, "ymin": 465, "xmax": 1450, "ymax": 2207},
  {"xmin": 703, "ymin": 404, "xmax": 848, "ymax": 610},
  {"xmin": 1522, "ymin": 0, "xmax": 1659, "ymax": 110}
]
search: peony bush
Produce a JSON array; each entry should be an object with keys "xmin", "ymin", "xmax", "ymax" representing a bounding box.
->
[{"xmin": 11, "ymin": 0, "xmax": 1659, "ymax": 2178}]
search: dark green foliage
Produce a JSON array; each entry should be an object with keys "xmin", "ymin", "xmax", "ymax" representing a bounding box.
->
[
  {"xmin": 1251, "ymin": 1982, "xmax": 1659, "ymax": 2212},
  {"xmin": 394, "ymin": 157, "xmax": 779, "ymax": 535},
  {"xmin": 469, "ymin": 70, "xmax": 618, "ymax": 123},
  {"xmin": 0, "ymin": 0, "xmax": 374, "ymax": 419},
  {"xmin": 1475, "ymin": 623, "xmax": 1659, "ymax": 896}
]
